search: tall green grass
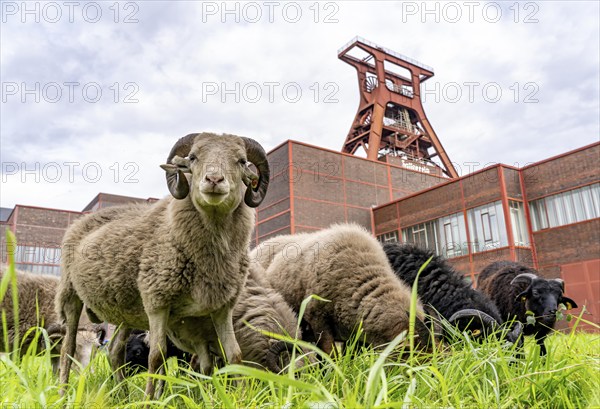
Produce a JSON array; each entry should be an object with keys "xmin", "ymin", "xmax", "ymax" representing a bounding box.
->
[{"xmin": 2, "ymin": 229, "xmax": 599, "ymax": 408}]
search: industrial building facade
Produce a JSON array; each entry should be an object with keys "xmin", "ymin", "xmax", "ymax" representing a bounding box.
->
[
  {"xmin": 253, "ymin": 140, "xmax": 445, "ymax": 245},
  {"xmin": 0, "ymin": 193, "xmax": 157, "ymax": 276}
]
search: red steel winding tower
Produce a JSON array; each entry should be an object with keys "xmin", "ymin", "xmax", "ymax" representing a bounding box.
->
[{"xmin": 338, "ymin": 37, "xmax": 458, "ymax": 178}]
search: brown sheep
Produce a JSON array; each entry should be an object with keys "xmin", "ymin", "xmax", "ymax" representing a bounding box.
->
[
  {"xmin": 1, "ymin": 269, "xmax": 100, "ymax": 372},
  {"xmin": 250, "ymin": 224, "xmax": 431, "ymax": 354}
]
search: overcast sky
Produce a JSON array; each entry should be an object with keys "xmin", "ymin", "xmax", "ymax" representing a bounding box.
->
[{"xmin": 1, "ymin": 1, "xmax": 598, "ymax": 212}]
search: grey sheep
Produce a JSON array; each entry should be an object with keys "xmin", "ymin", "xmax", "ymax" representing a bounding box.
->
[
  {"xmin": 477, "ymin": 261, "xmax": 578, "ymax": 356},
  {"xmin": 232, "ymin": 261, "xmax": 309, "ymax": 371},
  {"xmin": 383, "ymin": 243, "xmax": 522, "ymax": 343},
  {"xmin": 0, "ymin": 269, "xmax": 100, "ymax": 372},
  {"xmin": 125, "ymin": 262, "xmax": 310, "ymax": 373},
  {"xmin": 56, "ymin": 132, "xmax": 270, "ymax": 398},
  {"xmin": 250, "ymin": 224, "xmax": 432, "ymax": 354}
]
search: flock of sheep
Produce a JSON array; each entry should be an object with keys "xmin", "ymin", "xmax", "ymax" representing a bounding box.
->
[{"xmin": 0, "ymin": 133, "xmax": 579, "ymax": 400}]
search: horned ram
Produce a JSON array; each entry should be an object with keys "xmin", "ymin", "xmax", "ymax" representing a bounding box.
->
[
  {"xmin": 477, "ymin": 261, "xmax": 578, "ymax": 356},
  {"xmin": 56, "ymin": 132, "xmax": 269, "ymax": 397}
]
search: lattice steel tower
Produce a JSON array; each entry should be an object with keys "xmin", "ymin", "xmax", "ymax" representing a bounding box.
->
[{"xmin": 338, "ymin": 37, "xmax": 458, "ymax": 178}]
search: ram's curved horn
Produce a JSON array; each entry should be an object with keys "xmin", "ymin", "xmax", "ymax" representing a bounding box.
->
[
  {"xmin": 265, "ymin": 340, "xmax": 298, "ymax": 372},
  {"xmin": 161, "ymin": 133, "xmax": 198, "ymax": 199},
  {"xmin": 241, "ymin": 137, "xmax": 270, "ymax": 207},
  {"xmin": 510, "ymin": 273, "xmax": 538, "ymax": 287},
  {"xmin": 506, "ymin": 321, "xmax": 523, "ymax": 344},
  {"xmin": 511, "ymin": 273, "xmax": 539, "ymax": 302},
  {"xmin": 551, "ymin": 278, "xmax": 565, "ymax": 292},
  {"xmin": 448, "ymin": 309, "xmax": 499, "ymax": 336}
]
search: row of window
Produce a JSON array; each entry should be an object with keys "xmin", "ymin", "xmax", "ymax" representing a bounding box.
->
[
  {"xmin": 15, "ymin": 263, "xmax": 61, "ymax": 276},
  {"xmin": 379, "ymin": 200, "xmax": 529, "ymax": 258},
  {"xmin": 12, "ymin": 245, "xmax": 62, "ymax": 264},
  {"xmin": 529, "ymin": 183, "xmax": 599, "ymax": 231},
  {"xmin": 6, "ymin": 245, "xmax": 63, "ymax": 276}
]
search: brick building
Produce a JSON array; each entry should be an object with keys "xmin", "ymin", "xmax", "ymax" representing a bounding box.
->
[
  {"xmin": 371, "ymin": 143, "xmax": 599, "ymax": 329},
  {"xmin": 1, "ymin": 193, "xmax": 157, "ymax": 275},
  {"xmin": 254, "ymin": 141, "xmax": 598, "ymax": 329},
  {"xmin": 253, "ymin": 140, "xmax": 446, "ymax": 245}
]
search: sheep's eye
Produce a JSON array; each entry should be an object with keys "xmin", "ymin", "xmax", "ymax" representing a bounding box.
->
[
  {"xmin": 189, "ymin": 154, "xmax": 197, "ymax": 162},
  {"xmin": 239, "ymin": 158, "xmax": 247, "ymax": 165}
]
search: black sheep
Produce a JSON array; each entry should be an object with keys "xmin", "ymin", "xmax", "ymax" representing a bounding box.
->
[
  {"xmin": 383, "ymin": 243, "xmax": 522, "ymax": 343},
  {"xmin": 124, "ymin": 330, "xmax": 190, "ymax": 375},
  {"xmin": 477, "ymin": 261, "xmax": 578, "ymax": 356}
]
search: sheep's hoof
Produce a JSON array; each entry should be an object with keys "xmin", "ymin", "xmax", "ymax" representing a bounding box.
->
[{"xmin": 230, "ymin": 349, "xmax": 242, "ymax": 365}]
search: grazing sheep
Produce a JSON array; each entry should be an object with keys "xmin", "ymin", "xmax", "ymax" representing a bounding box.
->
[
  {"xmin": 56, "ymin": 132, "xmax": 270, "ymax": 397},
  {"xmin": 383, "ymin": 243, "xmax": 522, "ymax": 343},
  {"xmin": 0, "ymin": 269, "xmax": 100, "ymax": 372},
  {"xmin": 124, "ymin": 330, "xmax": 150, "ymax": 374},
  {"xmin": 124, "ymin": 330, "xmax": 191, "ymax": 375},
  {"xmin": 477, "ymin": 261, "xmax": 578, "ymax": 356},
  {"xmin": 231, "ymin": 261, "xmax": 308, "ymax": 371},
  {"xmin": 250, "ymin": 224, "xmax": 432, "ymax": 354},
  {"xmin": 124, "ymin": 262, "xmax": 309, "ymax": 373}
]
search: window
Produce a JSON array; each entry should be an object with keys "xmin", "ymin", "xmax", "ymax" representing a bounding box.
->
[
  {"xmin": 467, "ymin": 201, "xmax": 508, "ymax": 253},
  {"xmin": 377, "ymin": 231, "xmax": 399, "ymax": 243},
  {"xmin": 509, "ymin": 201, "xmax": 529, "ymax": 246},
  {"xmin": 437, "ymin": 212, "xmax": 468, "ymax": 258},
  {"xmin": 402, "ymin": 220, "xmax": 438, "ymax": 253},
  {"xmin": 481, "ymin": 212, "xmax": 493, "ymax": 242},
  {"xmin": 529, "ymin": 199, "xmax": 549, "ymax": 231},
  {"xmin": 14, "ymin": 244, "xmax": 62, "ymax": 276},
  {"xmin": 529, "ymin": 183, "xmax": 600, "ymax": 231},
  {"xmin": 402, "ymin": 212, "xmax": 467, "ymax": 258}
]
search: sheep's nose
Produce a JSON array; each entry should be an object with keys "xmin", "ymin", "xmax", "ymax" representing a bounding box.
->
[{"xmin": 205, "ymin": 174, "xmax": 224, "ymax": 185}]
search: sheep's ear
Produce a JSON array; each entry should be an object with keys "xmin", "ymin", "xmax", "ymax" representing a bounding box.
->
[
  {"xmin": 172, "ymin": 155, "xmax": 190, "ymax": 170},
  {"xmin": 242, "ymin": 165, "xmax": 259, "ymax": 189},
  {"xmin": 160, "ymin": 155, "xmax": 190, "ymax": 174},
  {"xmin": 561, "ymin": 296, "xmax": 578, "ymax": 310},
  {"xmin": 160, "ymin": 164, "xmax": 178, "ymax": 172}
]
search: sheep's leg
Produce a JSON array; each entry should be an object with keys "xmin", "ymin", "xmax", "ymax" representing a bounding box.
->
[
  {"xmin": 58, "ymin": 295, "xmax": 83, "ymax": 394},
  {"xmin": 536, "ymin": 334, "xmax": 548, "ymax": 356},
  {"xmin": 109, "ymin": 326, "xmax": 131, "ymax": 383},
  {"xmin": 211, "ymin": 305, "xmax": 242, "ymax": 365},
  {"xmin": 146, "ymin": 309, "xmax": 169, "ymax": 400},
  {"xmin": 304, "ymin": 309, "xmax": 336, "ymax": 355},
  {"xmin": 315, "ymin": 328, "xmax": 336, "ymax": 355},
  {"xmin": 194, "ymin": 340, "xmax": 213, "ymax": 374},
  {"xmin": 513, "ymin": 332, "xmax": 525, "ymax": 361}
]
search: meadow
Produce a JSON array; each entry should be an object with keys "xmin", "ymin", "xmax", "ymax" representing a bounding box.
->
[{"xmin": 1, "ymin": 231, "xmax": 599, "ymax": 409}]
